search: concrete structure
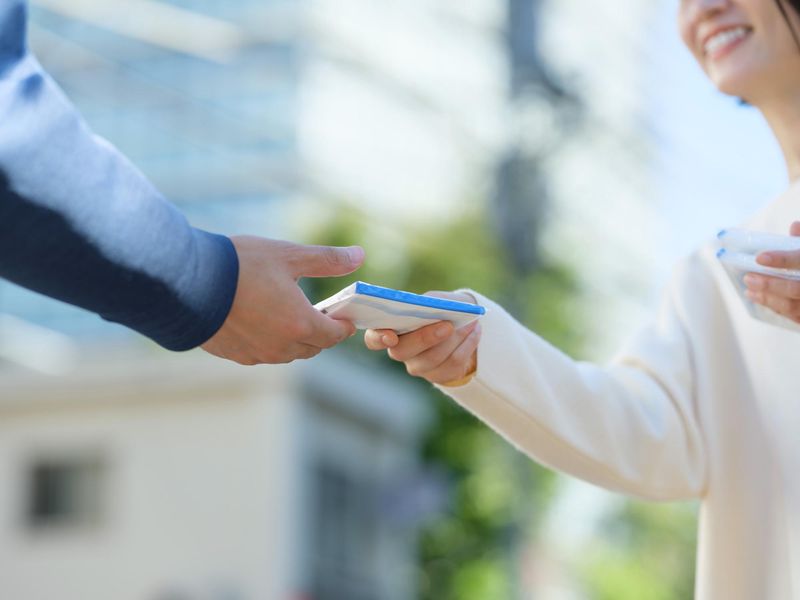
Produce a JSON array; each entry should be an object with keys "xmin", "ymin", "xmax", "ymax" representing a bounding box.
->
[{"xmin": 0, "ymin": 350, "xmax": 428, "ymax": 600}]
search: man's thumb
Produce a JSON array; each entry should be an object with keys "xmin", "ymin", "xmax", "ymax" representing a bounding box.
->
[{"xmin": 291, "ymin": 244, "xmax": 365, "ymax": 278}]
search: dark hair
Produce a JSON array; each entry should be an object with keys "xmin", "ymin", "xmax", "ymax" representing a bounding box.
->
[{"xmin": 778, "ymin": 0, "xmax": 800, "ymax": 52}]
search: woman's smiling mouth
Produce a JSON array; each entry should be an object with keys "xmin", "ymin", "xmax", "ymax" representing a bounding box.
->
[{"xmin": 702, "ymin": 26, "xmax": 753, "ymax": 60}]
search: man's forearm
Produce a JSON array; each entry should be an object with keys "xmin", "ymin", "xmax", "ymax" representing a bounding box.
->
[{"xmin": 0, "ymin": 1, "xmax": 239, "ymax": 350}]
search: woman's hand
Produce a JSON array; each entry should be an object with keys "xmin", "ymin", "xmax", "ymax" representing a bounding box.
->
[
  {"xmin": 744, "ymin": 221, "xmax": 800, "ymax": 324},
  {"xmin": 364, "ymin": 291, "xmax": 482, "ymax": 386}
]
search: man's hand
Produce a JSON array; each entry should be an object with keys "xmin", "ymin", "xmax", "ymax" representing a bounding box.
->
[
  {"xmin": 745, "ymin": 221, "xmax": 800, "ymax": 324},
  {"xmin": 202, "ymin": 236, "xmax": 364, "ymax": 365}
]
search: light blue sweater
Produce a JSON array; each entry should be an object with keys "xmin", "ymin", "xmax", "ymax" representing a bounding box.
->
[{"xmin": 0, "ymin": 1, "xmax": 239, "ymax": 351}]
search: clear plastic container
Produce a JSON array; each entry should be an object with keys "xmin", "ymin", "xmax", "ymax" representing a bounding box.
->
[
  {"xmin": 716, "ymin": 228, "xmax": 800, "ymax": 331},
  {"xmin": 717, "ymin": 228, "xmax": 800, "ymax": 254}
]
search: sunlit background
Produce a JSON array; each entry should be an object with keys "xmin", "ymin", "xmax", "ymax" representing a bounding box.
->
[{"xmin": 0, "ymin": 1, "xmax": 789, "ymax": 599}]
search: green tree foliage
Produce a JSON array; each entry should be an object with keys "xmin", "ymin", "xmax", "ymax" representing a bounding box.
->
[
  {"xmin": 306, "ymin": 206, "xmax": 576, "ymax": 599},
  {"xmin": 581, "ymin": 501, "xmax": 698, "ymax": 600},
  {"xmin": 306, "ymin": 205, "xmax": 697, "ymax": 600}
]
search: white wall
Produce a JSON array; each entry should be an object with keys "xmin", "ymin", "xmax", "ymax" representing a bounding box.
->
[{"xmin": 0, "ymin": 355, "xmax": 301, "ymax": 600}]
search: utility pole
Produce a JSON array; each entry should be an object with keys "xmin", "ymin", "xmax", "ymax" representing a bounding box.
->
[
  {"xmin": 494, "ymin": 2, "xmax": 582, "ymax": 598},
  {"xmin": 494, "ymin": 0, "xmax": 580, "ymax": 314}
]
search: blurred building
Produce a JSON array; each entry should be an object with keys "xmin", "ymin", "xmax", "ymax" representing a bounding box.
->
[{"xmin": 0, "ymin": 350, "xmax": 428, "ymax": 600}]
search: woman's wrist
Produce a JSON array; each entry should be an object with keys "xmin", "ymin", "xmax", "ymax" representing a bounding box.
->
[{"xmin": 440, "ymin": 350, "xmax": 478, "ymax": 387}]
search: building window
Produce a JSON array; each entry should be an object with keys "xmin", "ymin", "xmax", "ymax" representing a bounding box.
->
[
  {"xmin": 26, "ymin": 456, "xmax": 106, "ymax": 529},
  {"xmin": 311, "ymin": 462, "xmax": 380, "ymax": 600}
]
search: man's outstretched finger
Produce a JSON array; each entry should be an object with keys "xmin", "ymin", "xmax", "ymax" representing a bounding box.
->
[{"xmin": 289, "ymin": 244, "xmax": 365, "ymax": 279}]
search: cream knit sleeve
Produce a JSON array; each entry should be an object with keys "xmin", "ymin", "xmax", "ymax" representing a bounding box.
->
[{"xmin": 435, "ymin": 271, "xmax": 707, "ymax": 501}]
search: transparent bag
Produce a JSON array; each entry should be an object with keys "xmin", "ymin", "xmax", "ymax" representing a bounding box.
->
[{"xmin": 717, "ymin": 228, "xmax": 800, "ymax": 331}]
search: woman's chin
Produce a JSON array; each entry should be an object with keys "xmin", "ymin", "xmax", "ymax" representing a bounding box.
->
[
  {"xmin": 707, "ymin": 61, "xmax": 776, "ymax": 103},
  {"xmin": 710, "ymin": 73, "xmax": 758, "ymax": 102}
]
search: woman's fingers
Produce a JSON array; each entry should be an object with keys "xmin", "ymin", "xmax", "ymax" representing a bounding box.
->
[
  {"xmin": 364, "ymin": 328, "xmax": 399, "ymax": 350},
  {"xmin": 424, "ymin": 323, "xmax": 481, "ymax": 385},
  {"xmin": 753, "ymin": 221, "xmax": 800, "ymax": 268},
  {"xmin": 364, "ymin": 290, "xmax": 476, "ymax": 353},
  {"xmin": 744, "ymin": 273, "xmax": 800, "ymax": 300},
  {"xmin": 364, "ymin": 315, "xmax": 482, "ymax": 385},
  {"xmin": 387, "ymin": 321, "xmax": 455, "ymax": 362},
  {"xmin": 748, "ymin": 289, "xmax": 800, "ymax": 323},
  {"xmin": 742, "ymin": 222, "xmax": 800, "ymax": 322},
  {"xmin": 365, "ymin": 320, "xmax": 459, "ymax": 355},
  {"xmin": 745, "ymin": 272, "xmax": 800, "ymax": 323},
  {"xmin": 756, "ymin": 249, "xmax": 800, "ymax": 269},
  {"xmin": 402, "ymin": 321, "xmax": 478, "ymax": 377},
  {"xmin": 365, "ymin": 321, "xmax": 455, "ymax": 356}
]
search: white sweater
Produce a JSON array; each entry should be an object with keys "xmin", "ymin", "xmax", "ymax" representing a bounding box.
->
[{"xmin": 438, "ymin": 192, "xmax": 800, "ymax": 599}]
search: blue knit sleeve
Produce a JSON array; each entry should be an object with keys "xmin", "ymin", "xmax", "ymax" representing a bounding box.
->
[{"xmin": 0, "ymin": 1, "xmax": 239, "ymax": 351}]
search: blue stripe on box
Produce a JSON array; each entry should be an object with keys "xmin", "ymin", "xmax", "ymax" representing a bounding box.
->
[{"xmin": 354, "ymin": 282, "xmax": 486, "ymax": 315}]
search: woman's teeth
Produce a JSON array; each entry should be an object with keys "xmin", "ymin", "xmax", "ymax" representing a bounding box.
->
[{"xmin": 704, "ymin": 27, "xmax": 750, "ymax": 55}]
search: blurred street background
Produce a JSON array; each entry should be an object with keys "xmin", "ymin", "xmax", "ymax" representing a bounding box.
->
[{"xmin": 0, "ymin": 1, "xmax": 789, "ymax": 599}]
